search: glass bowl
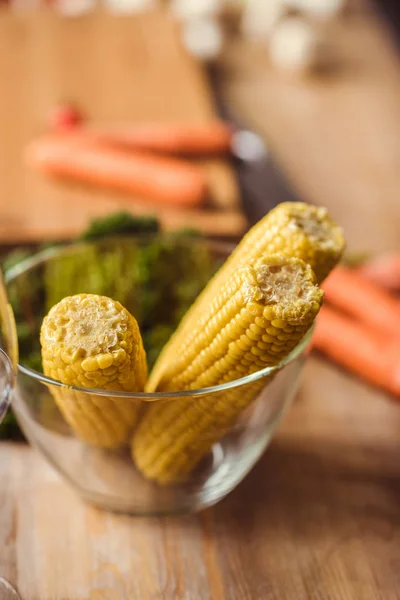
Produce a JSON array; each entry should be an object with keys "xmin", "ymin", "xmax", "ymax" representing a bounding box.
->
[{"xmin": 5, "ymin": 235, "xmax": 312, "ymax": 516}]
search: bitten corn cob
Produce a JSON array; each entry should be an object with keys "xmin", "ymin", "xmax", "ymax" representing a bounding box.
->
[
  {"xmin": 132, "ymin": 255, "xmax": 323, "ymax": 483},
  {"xmin": 148, "ymin": 201, "xmax": 344, "ymax": 391},
  {"xmin": 41, "ymin": 294, "xmax": 147, "ymax": 448}
]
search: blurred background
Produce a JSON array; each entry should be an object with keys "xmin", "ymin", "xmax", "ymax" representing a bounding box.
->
[
  {"xmin": 1, "ymin": 0, "xmax": 400, "ymax": 253},
  {"xmin": 2, "ymin": 3, "xmax": 400, "ymax": 597}
]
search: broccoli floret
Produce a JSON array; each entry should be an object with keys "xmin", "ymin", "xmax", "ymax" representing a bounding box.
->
[{"xmin": 80, "ymin": 212, "xmax": 160, "ymax": 241}]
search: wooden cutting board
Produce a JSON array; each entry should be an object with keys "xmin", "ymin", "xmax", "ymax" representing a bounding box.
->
[{"xmin": 0, "ymin": 9, "xmax": 246, "ymax": 243}]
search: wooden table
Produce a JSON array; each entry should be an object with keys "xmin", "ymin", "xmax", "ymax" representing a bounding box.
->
[{"xmin": 2, "ymin": 4, "xmax": 400, "ymax": 600}]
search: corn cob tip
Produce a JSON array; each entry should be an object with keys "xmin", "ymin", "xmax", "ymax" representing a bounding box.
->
[
  {"xmin": 267, "ymin": 202, "xmax": 345, "ymax": 282},
  {"xmin": 42, "ymin": 294, "xmax": 131, "ymax": 358},
  {"xmin": 41, "ymin": 293, "xmax": 148, "ymax": 391},
  {"xmin": 282, "ymin": 202, "xmax": 344, "ymax": 248},
  {"xmin": 248, "ymin": 254, "xmax": 322, "ymax": 315}
]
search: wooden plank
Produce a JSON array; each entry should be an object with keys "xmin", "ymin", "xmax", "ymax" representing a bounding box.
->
[{"xmin": 0, "ymin": 10, "xmax": 244, "ymax": 242}]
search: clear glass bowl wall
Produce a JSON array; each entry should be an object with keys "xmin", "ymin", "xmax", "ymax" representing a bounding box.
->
[{"xmin": 6, "ymin": 236, "xmax": 311, "ymax": 515}]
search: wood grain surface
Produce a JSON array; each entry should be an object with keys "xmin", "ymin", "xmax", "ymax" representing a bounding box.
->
[
  {"xmin": 0, "ymin": 9, "xmax": 244, "ymax": 242},
  {"xmin": 2, "ymin": 3, "xmax": 400, "ymax": 600}
]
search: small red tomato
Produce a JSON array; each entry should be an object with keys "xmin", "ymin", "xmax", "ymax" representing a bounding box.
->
[{"xmin": 48, "ymin": 104, "xmax": 84, "ymax": 131}]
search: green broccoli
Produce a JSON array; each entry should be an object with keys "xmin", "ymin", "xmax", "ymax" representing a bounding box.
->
[{"xmin": 80, "ymin": 212, "xmax": 160, "ymax": 241}]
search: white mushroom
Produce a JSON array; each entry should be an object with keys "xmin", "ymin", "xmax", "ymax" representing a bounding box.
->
[
  {"xmin": 268, "ymin": 16, "xmax": 320, "ymax": 72},
  {"xmin": 181, "ymin": 17, "xmax": 224, "ymax": 61},
  {"xmin": 170, "ymin": 0, "xmax": 222, "ymax": 20},
  {"xmin": 242, "ymin": 0, "xmax": 285, "ymax": 40},
  {"xmin": 104, "ymin": 0, "xmax": 157, "ymax": 14},
  {"xmin": 56, "ymin": 0, "xmax": 97, "ymax": 16},
  {"xmin": 289, "ymin": 0, "xmax": 346, "ymax": 20}
]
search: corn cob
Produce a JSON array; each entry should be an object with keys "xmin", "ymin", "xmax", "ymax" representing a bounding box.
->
[
  {"xmin": 148, "ymin": 201, "xmax": 344, "ymax": 391},
  {"xmin": 132, "ymin": 255, "xmax": 323, "ymax": 483},
  {"xmin": 41, "ymin": 294, "xmax": 147, "ymax": 448}
]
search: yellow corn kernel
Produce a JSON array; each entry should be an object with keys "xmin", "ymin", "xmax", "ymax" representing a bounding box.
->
[
  {"xmin": 41, "ymin": 294, "xmax": 147, "ymax": 448},
  {"xmin": 148, "ymin": 201, "xmax": 344, "ymax": 392},
  {"xmin": 132, "ymin": 255, "xmax": 323, "ymax": 483}
]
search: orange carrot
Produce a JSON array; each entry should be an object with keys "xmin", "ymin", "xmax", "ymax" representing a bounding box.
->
[
  {"xmin": 26, "ymin": 134, "xmax": 207, "ymax": 207},
  {"xmin": 322, "ymin": 266, "xmax": 400, "ymax": 337},
  {"xmin": 78, "ymin": 122, "xmax": 233, "ymax": 156},
  {"xmin": 359, "ymin": 252, "xmax": 400, "ymax": 292},
  {"xmin": 314, "ymin": 305, "xmax": 400, "ymax": 397}
]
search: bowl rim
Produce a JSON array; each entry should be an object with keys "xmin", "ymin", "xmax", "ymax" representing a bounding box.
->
[{"xmin": 5, "ymin": 237, "xmax": 314, "ymax": 402}]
